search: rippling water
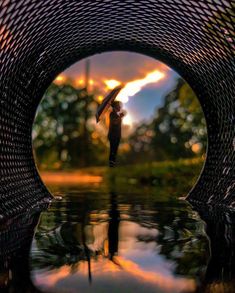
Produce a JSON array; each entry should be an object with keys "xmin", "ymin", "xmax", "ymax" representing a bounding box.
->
[{"xmin": 29, "ymin": 183, "xmax": 210, "ymax": 293}]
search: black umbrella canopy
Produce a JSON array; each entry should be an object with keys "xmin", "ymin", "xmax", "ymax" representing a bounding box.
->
[{"xmin": 96, "ymin": 85, "xmax": 123, "ymax": 123}]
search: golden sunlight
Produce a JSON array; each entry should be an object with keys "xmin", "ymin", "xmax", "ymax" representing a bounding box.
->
[
  {"xmin": 89, "ymin": 79, "xmax": 94, "ymax": 85},
  {"xmin": 74, "ymin": 77, "xmax": 84, "ymax": 87},
  {"xmin": 123, "ymin": 113, "xmax": 133, "ymax": 126},
  {"xmin": 54, "ymin": 74, "xmax": 66, "ymax": 85},
  {"xmin": 104, "ymin": 79, "xmax": 122, "ymax": 89},
  {"xmin": 97, "ymin": 95, "xmax": 104, "ymax": 102},
  {"xmin": 36, "ymin": 257, "xmax": 195, "ymax": 292},
  {"xmin": 116, "ymin": 70, "xmax": 165, "ymax": 103},
  {"xmin": 191, "ymin": 143, "xmax": 202, "ymax": 154}
]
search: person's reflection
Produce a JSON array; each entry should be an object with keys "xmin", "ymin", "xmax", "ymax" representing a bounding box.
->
[{"xmin": 107, "ymin": 192, "xmax": 121, "ymax": 266}]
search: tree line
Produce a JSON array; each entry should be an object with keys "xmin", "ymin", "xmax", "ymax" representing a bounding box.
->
[{"xmin": 33, "ymin": 78, "xmax": 207, "ymax": 170}]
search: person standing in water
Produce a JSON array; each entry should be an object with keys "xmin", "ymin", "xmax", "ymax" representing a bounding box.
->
[{"xmin": 108, "ymin": 101, "xmax": 125, "ymax": 167}]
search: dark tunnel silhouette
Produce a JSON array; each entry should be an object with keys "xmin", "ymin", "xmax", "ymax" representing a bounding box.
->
[{"xmin": 0, "ymin": 0, "xmax": 234, "ymax": 219}]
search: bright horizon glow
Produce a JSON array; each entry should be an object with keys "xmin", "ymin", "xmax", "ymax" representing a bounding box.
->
[
  {"xmin": 52, "ymin": 52, "xmax": 175, "ymax": 126},
  {"xmin": 105, "ymin": 70, "xmax": 165, "ymax": 104},
  {"xmin": 104, "ymin": 79, "xmax": 121, "ymax": 89},
  {"xmin": 123, "ymin": 113, "xmax": 133, "ymax": 126},
  {"xmin": 53, "ymin": 69, "xmax": 166, "ymax": 127}
]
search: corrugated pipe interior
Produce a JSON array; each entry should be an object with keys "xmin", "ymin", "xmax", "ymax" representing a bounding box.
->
[{"xmin": 0, "ymin": 0, "xmax": 234, "ymax": 219}]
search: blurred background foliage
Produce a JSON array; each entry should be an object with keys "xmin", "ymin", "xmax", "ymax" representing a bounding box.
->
[{"xmin": 33, "ymin": 77, "xmax": 207, "ymax": 170}]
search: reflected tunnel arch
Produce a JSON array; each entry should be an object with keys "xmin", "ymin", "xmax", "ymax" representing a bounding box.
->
[{"xmin": 0, "ymin": 0, "xmax": 234, "ymax": 219}]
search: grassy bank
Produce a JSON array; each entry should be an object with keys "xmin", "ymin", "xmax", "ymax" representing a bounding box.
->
[
  {"xmin": 41, "ymin": 158, "xmax": 204, "ymax": 196},
  {"xmin": 107, "ymin": 157, "xmax": 204, "ymax": 193},
  {"xmin": 109, "ymin": 158, "xmax": 203, "ymax": 183}
]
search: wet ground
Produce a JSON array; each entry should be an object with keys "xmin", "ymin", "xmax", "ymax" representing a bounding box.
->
[
  {"xmin": 1, "ymin": 179, "xmax": 235, "ymax": 292},
  {"xmin": 29, "ymin": 182, "xmax": 210, "ymax": 293}
]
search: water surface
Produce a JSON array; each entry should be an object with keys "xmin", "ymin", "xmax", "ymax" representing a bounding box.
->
[{"xmin": 30, "ymin": 183, "xmax": 209, "ymax": 293}]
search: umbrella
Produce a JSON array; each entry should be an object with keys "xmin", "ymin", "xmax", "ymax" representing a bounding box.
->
[{"xmin": 96, "ymin": 85, "xmax": 123, "ymax": 123}]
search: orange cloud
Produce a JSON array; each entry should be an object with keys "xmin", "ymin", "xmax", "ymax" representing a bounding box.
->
[
  {"xmin": 61, "ymin": 52, "xmax": 170, "ymax": 89},
  {"xmin": 104, "ymin": 70, "xmax": 165, "ymax": 103}
]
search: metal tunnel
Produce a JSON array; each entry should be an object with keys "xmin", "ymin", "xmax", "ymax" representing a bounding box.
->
[{"xmin": 0, "ymin": 0, "xmax": 234, "ymax": 219}]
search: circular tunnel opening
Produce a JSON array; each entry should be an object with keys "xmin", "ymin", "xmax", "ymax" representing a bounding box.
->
[
  {"xmin": 32, "ymin": 51, "xmax": 207, "ymax": 198},
  {"xmin": 30, "ymin": 52, "xmax": 210, "ymax": 293},
  {"xmin": 0, "ymin": 1, "xmax": 234, "ymax": 291},
  {"xmin": 0, "ymin": 0, "xmax": 234, "ymax": 221}
]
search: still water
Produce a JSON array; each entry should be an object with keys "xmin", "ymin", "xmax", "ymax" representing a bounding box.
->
[{"xmin": 29, "ymin": 182, "xmax": 211, "ymax": 293}]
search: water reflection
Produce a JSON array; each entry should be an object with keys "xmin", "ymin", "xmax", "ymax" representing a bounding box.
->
[
  {"xmin": 108, "ymin": 192, "xmax": 120, "ymax": 263},
  {"xmin": 30, "ymin": 185, "xmax": 209, "ymax": 292},
  {"xmin": 2, "ymin": 187, "xmax": 235, "ymax": 292},
  {"xmin": 0, "ymin": 212, "xmax": 41, "ymax": 292},
  {"xmin": 192, "ymin": 205, "xmax": 235, "ymax": 293}
]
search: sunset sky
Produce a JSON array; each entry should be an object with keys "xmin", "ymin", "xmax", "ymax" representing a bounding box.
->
[{"xmin": 61, "ymin": 51, "xmax": 180, "ymax": 125}]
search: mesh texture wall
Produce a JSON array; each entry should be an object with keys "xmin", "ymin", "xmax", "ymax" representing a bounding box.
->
[{"xmin": 0, "ymin": 0, "xmax": 234, "ymax": 218}]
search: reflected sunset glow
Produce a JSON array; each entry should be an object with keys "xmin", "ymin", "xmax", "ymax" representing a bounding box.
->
[
  {"xmin": 32, "ymin": 219, "xmax": 197, "ymax": 293},
  {"xmin": 34, "ymin": 257, "xmax": 195, "ymax": 292}
]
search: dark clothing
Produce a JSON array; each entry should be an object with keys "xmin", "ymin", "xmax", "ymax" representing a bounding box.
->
[
  {"xmin": 108, "ymin": 111, "xmax": 121, "ymax": 139},
  {"xmin": 109, "ymin": 137, "xmax": 120, "ymax": 166},
  {"xmin": 108, "ymin": 111, "xmax": 122, "ymax": 167}
]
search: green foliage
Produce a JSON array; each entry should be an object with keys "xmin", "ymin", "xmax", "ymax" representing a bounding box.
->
[
  {"xmin": 107, "ymin": 158, "xmax": 204, "ymax": 197},
  {"xmin": 33, "ymin": 82, "xmax": 102, "ymax": 169},
  {"xmin": 33, "ymin": 78, "xmax": 207, "ymax": 170},
  {"xmin": 123, "ymin": 78, "xmax": 207, "ymax": 163}
]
